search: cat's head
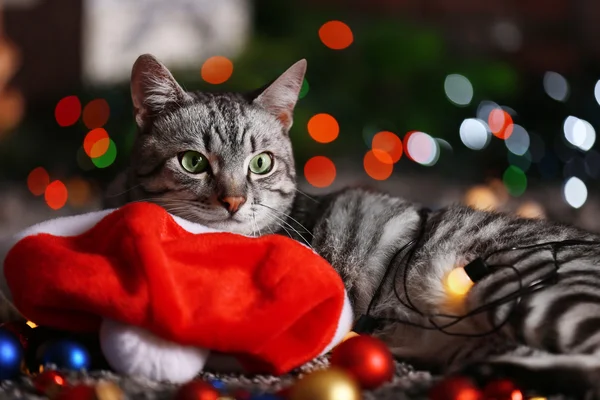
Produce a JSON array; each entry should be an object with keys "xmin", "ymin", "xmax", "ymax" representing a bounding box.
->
[{"xmin": 127, "ymin": 54, "xmax": 306, "ymax": 236}]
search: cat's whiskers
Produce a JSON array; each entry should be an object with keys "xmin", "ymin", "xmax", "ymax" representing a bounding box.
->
[
  {"xmin": 260, "ymin": 208, "xmax": 314, "ymax": 250},
  {"xmin": 105, "ymin": 184, "xmax": 143, "ymax": 198},
  {"xmin": 254, "ymin": 203, "xmax": 314, "ymax": 238},
  {"xmin": 263, "ymin": 213, "xmax": 294, "ymax": 241},
  {"xmin": 295, "ymin": 188, "xmax": 318, "ymax": 203}
]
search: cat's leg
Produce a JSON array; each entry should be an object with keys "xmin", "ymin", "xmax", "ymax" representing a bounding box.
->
[{"xmin": 456, "ymin": 257, "xmax": 600, "ymax": 397}]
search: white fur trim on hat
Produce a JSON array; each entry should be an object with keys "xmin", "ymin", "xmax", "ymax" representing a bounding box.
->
[{"xmin": 319, "ymin": 291, "xmax": 354, "ymax": 356}]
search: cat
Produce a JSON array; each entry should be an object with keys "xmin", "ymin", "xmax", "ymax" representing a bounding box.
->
[{"xmin": 106, "ymin": 54, "xmax": 600, "ymax": 398}]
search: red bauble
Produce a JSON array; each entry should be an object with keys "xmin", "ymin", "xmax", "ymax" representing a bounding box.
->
[
  {"xmin": 0, "ymin": 321, "xmax": 33, "ymax": 351},
  {"xmin": 483, "ymin": 379, "xmax": 523, "ymax": 400},
  {"xmin": 175, "ymin": 380, "xmax": 220, "ymax": 400},
  {"xmin": 232, "ymin": 388, "xmax": 252, "ymax": 400},
  {"xmin": 33, "ymin": 370, "xmax": 67, "ymax": 398},
  {"xmin": 54, "ymin": 384, "xmax": 97, "ymax": 400},
  {"xmin": 329, "ymin": 335, "xmax": 395, "ymax": 390},
  {"xmin": 429, "ymin": 376, "xmax": 482, "ymax": 400}
]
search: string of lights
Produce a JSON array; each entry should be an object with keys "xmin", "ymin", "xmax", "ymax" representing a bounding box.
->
[{"xmin": 354, "ymin": 208, "xmax": 600, "ymax": 338}]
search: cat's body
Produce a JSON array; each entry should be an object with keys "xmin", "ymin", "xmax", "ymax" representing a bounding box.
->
[{"xmin": 105, "ymin": 54, "xmax": 600, "ymax": 397}]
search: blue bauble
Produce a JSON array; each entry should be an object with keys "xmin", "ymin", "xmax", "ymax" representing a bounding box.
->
[
  {"xmin": 250, "ymin": 394, "xmax": 282, "ymax": 400},
  {"xmin": 0, "ymin": 328, "xmax": 23, "ymax": 380},
  {"xmin": 42, "ymin": 340, "xmax": 91, "ymax": 370},
  {"xmin": 210, "ymin": 379, "xmax": 226, "ymax": 392}
]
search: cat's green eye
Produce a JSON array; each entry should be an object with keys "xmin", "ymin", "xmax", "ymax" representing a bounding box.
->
[
  {"xmin": 179, "ymin": 151, "xmax": 209, "ymax": 174},
  {"xmin": 249, "ymin": 152, "xmax": 273, "ymax": 175}
]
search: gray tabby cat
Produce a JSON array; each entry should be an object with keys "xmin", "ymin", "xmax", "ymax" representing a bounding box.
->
[{"xmin": 107, "ymin": 54, "xmax": 600, "ymax": 398}]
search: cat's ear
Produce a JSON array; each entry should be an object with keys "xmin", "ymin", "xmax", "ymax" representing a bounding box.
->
[
  {"xmin": 130, "ymin": 54, "xmax": 191, "ymax": 128},
  {"xmin": 253, "ymin": 59, "xmax": 307, "ymax": 131}
]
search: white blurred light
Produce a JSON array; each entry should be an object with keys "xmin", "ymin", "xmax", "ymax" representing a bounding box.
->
[
  {"xmin": 563, "ymin": 177, "xmax": 588, "ymax": 209},
  {"xmin": 476, "ymin": 101, "xmax": 500, "ymax": 121},
  {"xmin": 563, "ymin": 116, "xmax": 596, "ymax": 151},
  {"xmin": 505, "ymin": 124, "xmax": 530, "ymax": 156},
  {"xmin": 543, "ymin": 72, "xmax": 569, "ymax": 102},
  {"xmin": 407, "ymin": 132, "xmax": 440, "ymax": 166},
  {"xmin": 459, "ymin": 118, "xmax": 491, "ymax": 150},
  {"xmin": 594, "ymin": 80, "xmax": 600, "ymax": 107},
  {"xmin": 444, "ymin": 74, "xmax": 473, "ymax": 106},
  {"xmin": 491, "ymin": 21, "xmax": 522, "ymax": 52}
]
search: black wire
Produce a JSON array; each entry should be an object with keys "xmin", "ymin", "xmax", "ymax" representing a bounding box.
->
[{"xmin": 358, "ymin": 209, "xmax": 600, "ymax": 338}]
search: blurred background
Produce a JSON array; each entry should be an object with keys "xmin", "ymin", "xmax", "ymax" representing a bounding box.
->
[{"xmin": 0, "ymin": 0, "xmax": 599, "ymax": 237}]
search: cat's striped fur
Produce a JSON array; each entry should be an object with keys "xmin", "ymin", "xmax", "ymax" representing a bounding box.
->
[{"xmin": 107, "ymin": 54, "xmax": 600, "ymax": 397}]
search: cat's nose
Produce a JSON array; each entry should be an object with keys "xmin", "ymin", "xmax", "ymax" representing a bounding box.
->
[{"xmin": 219, "ymin": 196, "xmax": 247, "ymax": 214}]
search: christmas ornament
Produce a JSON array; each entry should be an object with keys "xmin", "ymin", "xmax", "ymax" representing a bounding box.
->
[
  {"xmin": 288, "ymin": 367, "xmax": 361, "ymax": 400},
  {"xmin": 249, "ymin": 394, "xmax": 281, "ymax": 400},
  {"xmin": 0, "ymin": 327, "xmax": 23, "ymax": 380},
  {"xmin": 483, "ymin": 379, "xmax": 523, "ymax": 400},
  {"xmin": 175, "ymin": 379, "xmax": 220, "ymax": 400},
  {"xmin": 33, "ymin": 370, "xmax": 66, "ymax": 398},
  {"xmin": 209, "ymin": 379, "xmax": 226, "ymax": 392},
  {"xmin": 231, "ymin": 389, "xmax": 252, "ymax": 400},
  {"xmin": 1, "ymin": 202, "xmax": 353, "ymax": 382},
  {"xmin": 55, "ymin": 384, "xmax": 97, "ymax": 400},
  {"xmin": 42, "ymin": 339, "xmax": 91, "ymax": 370},
  {"xmin": 428, "ymin": 376, "xmax": 481, "ymax": 400},
  {"xmin": 340, "ymin": 331, "xmax": 359, "ymax": 343},
  {"xmin": 95, "ymin": 381, "xmax": 125, "ymax": 400},
  {"xmin": 0, "ymin": 321, "xmax": 33, "ymax": 351},
  {"xmin": 329, "ymin": 335, "xmax": 394, "ymax": 389}
]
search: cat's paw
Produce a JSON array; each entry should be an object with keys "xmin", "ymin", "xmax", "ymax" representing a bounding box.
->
[{"xmin": 460, "ymin": 355, "xmax": 600, "ymax": 399}]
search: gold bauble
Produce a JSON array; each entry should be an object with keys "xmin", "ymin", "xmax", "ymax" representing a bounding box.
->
[
  {"xmin": 289, "ymin": 367, "xmax": 362, "ymax": 400},
  {"xmin": 95, "ymin": 381, "xmax": 125, "ymax": 400}
]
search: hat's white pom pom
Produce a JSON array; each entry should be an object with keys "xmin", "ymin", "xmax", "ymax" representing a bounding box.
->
[{"xmin": 100, "ymin": 318, "xmax": 209, "ymax": 383}]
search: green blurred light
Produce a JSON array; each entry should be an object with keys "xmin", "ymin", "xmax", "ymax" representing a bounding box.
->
[
  {"xmin": 507, "ymin": 150, "xmax": 532, "ymax": 172},
  {"xmin": 299, "ymin": 79, "xmax": 309, "ymax": 99},
  {"xmin": 503, "ymin": 165, "xmax": 527, "ymax": 196},
  {"xmin": 92, "ymin": 139, "xmax": 117, "ymax": 169}
]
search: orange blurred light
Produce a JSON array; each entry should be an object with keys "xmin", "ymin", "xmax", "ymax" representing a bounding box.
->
[
  {"xmin": 372, "ymin": 131, "xmax": 403, "ymax": 164},
  {"xmin": 307, "ymin": 113, "xmax": 339, "ymax": 143},
  {"xmin": 464, "ymin": 186, "xmax": 499, "ymax": 211},
  {"xmin": 66, "ymin": 177, "xmax": 93, "ymax": 208},
  {"xmin": 55, "ymin": 95, "xmax": 81, "ymax": 127},
  {"xmin": 319, "ymin": 21, "xmax": 354, "ymax": 50},
  {"xmin": 27, "ymin": 167, "xmax": 50, "ymax": 196},
  {"xmin": 201, "ymin": 56, "xmax": 234, "ymax": 85},
  {"xmin": 82, "ymin": 98, "xmax": 110, "ymax": 129},
  {"xmin": 304, "ymin": 156, "xmax": 336, "ymax": 188},
  {"xmin": 84, "ymin": 128, "xmax": 110, "ymax": 158},
  {"xmin": 446, "ymin": 267, "xmax": 474, "ymax": 296},
  {"xmin": 364, "ymin": 150, "xmax": 393, "ymax": 181},
  {"xmin": 45, "ymin": 180, "xmax": 68, "ymax": 210},
  {"xmin": 488, "ymin": 109, "xmax": 514, "ymax": 140}
]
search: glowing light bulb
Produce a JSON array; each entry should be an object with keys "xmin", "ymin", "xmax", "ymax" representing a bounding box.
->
[
  {"xmin": 26, "ymin": 321, "xmax": 37, "ymax": 328},
  {"xmin": 446, "ymin": 268, "xmax": 474, "ymax": 296}
]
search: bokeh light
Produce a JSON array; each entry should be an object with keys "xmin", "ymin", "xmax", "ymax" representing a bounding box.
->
[
  {"xmin": 488, "ymin": 108, "xmax": 514, "ymax": 140},
  {"xmin": 505, "ymin": 124, "xmax": 530, "ymax": 156},
  {"xmin": 563, "ymin": 116, "xmax": 596, "ymax": 151},
  {"xmin": 508, "ymin": 150, "xmax": 532, "ymax": 172},
  {"xmin": 66, "ymin": 177, "xmax": 93, "ymax": 208},
  {"xmin": 27, "ymin": 167, "xmax": 49, "ymax": 196},
  {"xmin": 304, "ymin": 156, "xmax": 336, "ymax": 188},
  {"xmin": 444, "ymin": 74, "xmax": 473, "ymax": 106},
  {"xmin": 372, "ymin": 131, "xmax": 402, "ymax": 163},
  {"xmin": 464, "ymin": 185, "xmax": 499, "ymax": 211},
  {"xmin": 91, "ymin": 139, "xmax": 118, "ymax": 168},
  {"xmin": 476, "ymin": 101, "xmax": 500, "ymax": 121},
  {"xmin": 405, "ymin": 131, "xmax": 440, "ymax": 166},
  {"xmin": 299, "ymin": 79, "xmax": 309, "ymax": 99},
  {"xmin": 318, "ymin": 21, "xmax": 353, "ymax": 50},
  {"xmin": 516, "ymin": 201, "xmax": 546, "ymax": 219},
  {"xmin": 45, "ymin": 180, "xmax": 68, "ymax": 210},
  {"xmin": 84, "ymin": 128, "xmax": 110, "ymax": 158},
  {"xmin": 82, "ymin": 98, "xmax": 110, "ymax": 129},
  {"xmin": 201, "ymin": 56, "xmax": 234, "ymax": 84},
  {"xmin": 594, "ymin": 80, "xmax": 600, "ymax": 106},
  {"xmin": 459, "ymin": 118, "xmax": 491, "ymax": 150},
  {"xmin": 76, "ymin": 147, "xmax": 95, "ymax": 171},
  {"xmin": 563, "ymin": 177, "xmax": 587, "ymax": 209},
  {"xmin": 543, "ymin": 71, "xmax": 569, "ymax": 102},
  {"xmin": 491, "ymin": 21, "xmax": 522, "ymax": 52},
  {"xmin": 584, "ymin": 150, "xmax": 600, "ymax": 179},
  {"xmin": 55, "ymin": 96, "xmax": 81, "ymax": 127},
  {"xmin": 307, "ymin": 113, "xmax": 339, "ymax": 143},
  {"xmin": 364, "ymin": 150, "xmax": 393, "ymax": 180},
  {"xmin": 503, "ymin": 166, "xmax": 527, "ymax": 196}
]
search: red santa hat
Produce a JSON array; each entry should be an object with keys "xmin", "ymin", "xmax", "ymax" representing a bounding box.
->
[{"xmin": 0, "ymin": 202, "xmax": 353, "ymax": 382}]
